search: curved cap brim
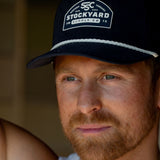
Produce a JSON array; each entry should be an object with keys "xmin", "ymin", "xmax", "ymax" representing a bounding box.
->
[{"xmin": 27, "ymin": 40, "xmax": 156, "ymax": 69}]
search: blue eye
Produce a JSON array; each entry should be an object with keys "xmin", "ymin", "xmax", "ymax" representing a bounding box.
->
[
  {"xmin": 66, "ymin": 76, "xmax": 77, "ymax": 81},
  {"xmin": 103, "ymin": 75, "xmax": 116, "ymax": 80}
]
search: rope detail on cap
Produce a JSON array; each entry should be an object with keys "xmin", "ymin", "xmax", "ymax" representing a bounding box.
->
[{"xmin": 51, "ymin": 39, "xmax": 158, "ymax": 58}]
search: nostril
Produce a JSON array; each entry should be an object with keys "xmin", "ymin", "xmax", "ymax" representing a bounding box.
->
[{"xmin": 93, "ymin": 108, "xmax": 98, "ymax": 112}]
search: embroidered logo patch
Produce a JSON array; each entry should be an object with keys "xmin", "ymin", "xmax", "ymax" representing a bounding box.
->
[{"xmin": 63, "ymin": 0, "xmax": 113, "ymax": 31}]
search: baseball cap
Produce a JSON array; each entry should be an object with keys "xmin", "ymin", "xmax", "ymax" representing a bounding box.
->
[{"xmin": 27, "ymin": 0, "xmax": 159, "ymax": 69}]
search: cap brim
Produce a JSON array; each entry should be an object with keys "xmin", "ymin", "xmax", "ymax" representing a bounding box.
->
[{"xmin": 27, "ymin": 42, "xmax": 153, "ymax": 69}]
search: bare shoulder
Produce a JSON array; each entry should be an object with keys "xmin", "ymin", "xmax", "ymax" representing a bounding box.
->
[{"xmin": 0, "ymin": 119, "xmax": 58, "ymax": 160}]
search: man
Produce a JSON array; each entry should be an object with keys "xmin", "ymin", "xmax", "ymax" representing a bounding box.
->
[
  {"xmin": 0, "ymin": 118, "xmax": 58, "ymax": 160},
  {"xmin": 27, "ymin": 0, "xmax": 160, "ymax": 160}
]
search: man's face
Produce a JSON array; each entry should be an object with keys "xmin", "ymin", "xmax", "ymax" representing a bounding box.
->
[{"xmin": 55, "ymin": 55, "xmax": 157, "ymax": 160}]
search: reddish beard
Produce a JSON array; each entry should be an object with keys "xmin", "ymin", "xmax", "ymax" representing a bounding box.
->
[
  {"xmin": 69, "ymin": 111, "xmax": 120, "ymax": 128},
  {"xmin": 62, "ymin": 104, "xmax": 157, "ymax": 160},
  {"xmin": 63, "ymin": 111, "xmax": 132, "ymax": 160}
]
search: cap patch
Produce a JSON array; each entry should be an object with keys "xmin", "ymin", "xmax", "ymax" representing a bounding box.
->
[{"xmin": 63, "ymin": 0, "xmax": 113, "ymax": 31}]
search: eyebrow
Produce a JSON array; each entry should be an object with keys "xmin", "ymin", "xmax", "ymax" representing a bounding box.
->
[
  {"xmin": 55, "ymin": 63, "xmax": 135, "ymax": 76},
  {"xmin": 94, "ymin": 63, "xmax": 135, "ymax": 74},
  {"xmin": 55, "ymin": 68, "xmax": 75, "ymax": 75}
]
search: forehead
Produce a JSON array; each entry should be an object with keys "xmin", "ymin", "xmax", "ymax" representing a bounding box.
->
[{"xmin": 55, "ymin": 55, "xmax": 149, "ymax": 74}]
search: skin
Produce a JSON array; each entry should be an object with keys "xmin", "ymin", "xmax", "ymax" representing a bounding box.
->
[
  {"xmin": 0, "ymin": 119, "xmax": 58, "ymax": 160},
  {"xmin": 55, "ymin": 55, "xmax": 160, "ymax": 160}
]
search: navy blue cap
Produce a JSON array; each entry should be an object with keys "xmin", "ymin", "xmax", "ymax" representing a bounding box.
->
[{"xmin": 27, "ymin": 0, "xmax": 159, "ymax": 69}]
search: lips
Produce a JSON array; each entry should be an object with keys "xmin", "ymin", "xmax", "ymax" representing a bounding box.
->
[{"xmin": 76, "ymin": 124, "xmax": 111, "ymax": 134}]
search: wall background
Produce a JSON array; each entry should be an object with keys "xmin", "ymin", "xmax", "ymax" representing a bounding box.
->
[{"xmin": 0, "ymin": 0, "xmax": 73, "ymax": 156}]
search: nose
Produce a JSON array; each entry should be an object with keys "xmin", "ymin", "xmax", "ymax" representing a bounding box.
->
[{"xmin": 77, "ymin": 83, "xmax": 102, "ymax": 114}]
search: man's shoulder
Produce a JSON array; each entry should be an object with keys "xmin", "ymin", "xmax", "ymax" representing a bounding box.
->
[{"xmin": 0, "ymin": 118, "xmax": 58, "ymax": 160}]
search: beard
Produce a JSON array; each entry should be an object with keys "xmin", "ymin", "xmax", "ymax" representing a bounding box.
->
[{"xmin": 61, "ymin": 97, "xmax": 157, "ymax": 160}]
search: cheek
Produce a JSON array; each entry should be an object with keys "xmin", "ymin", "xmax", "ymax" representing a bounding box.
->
[
  {"xmin": 100, "ymin": 82, "xmax": 151, "ymax": 121},
  {"xmin": 56, "ymin": 87, "xmax": 77, "ymax": 127}
]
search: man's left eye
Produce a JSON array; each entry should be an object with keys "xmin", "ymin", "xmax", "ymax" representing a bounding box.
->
[{"xmin": 103, "ymin": 75, "xmax": 116, "ymax": 80}]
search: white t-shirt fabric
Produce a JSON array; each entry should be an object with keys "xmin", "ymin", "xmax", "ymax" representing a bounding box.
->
[
  {"xmin": 59, "ymin": 153, "xmax": 80, "ymax": 160},
  {"xmin": 59, "ymin": 152, "xmax": 160, "ymax": 160}
]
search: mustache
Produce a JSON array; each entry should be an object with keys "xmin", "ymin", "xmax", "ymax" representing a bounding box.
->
[{"xmin": 69, "ymin": 111, "xmax": 120, "ymax": 128}]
